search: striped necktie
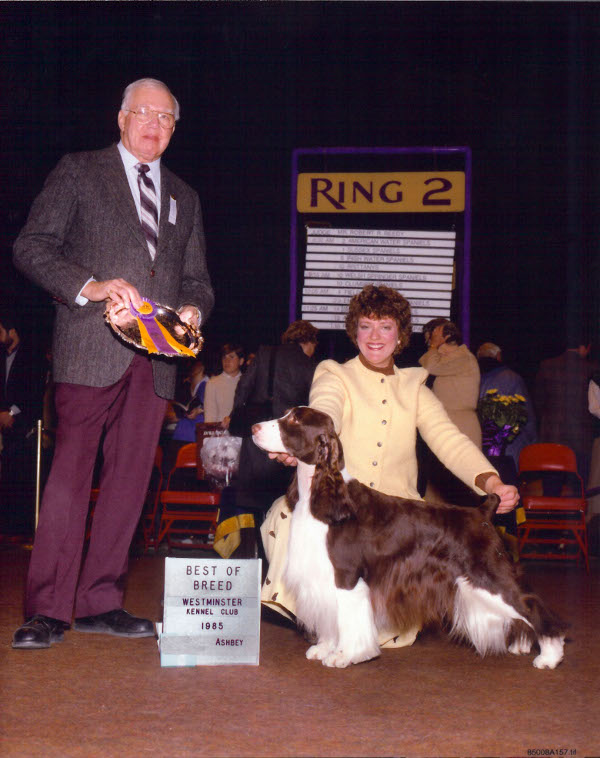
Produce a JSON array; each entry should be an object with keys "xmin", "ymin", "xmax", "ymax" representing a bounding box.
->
[{"xmin": 136, "ymin": 163, "xmax": 159, "ymax": 260}]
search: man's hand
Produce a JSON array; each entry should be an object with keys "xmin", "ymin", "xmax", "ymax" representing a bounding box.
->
[
  {"xmin": 178, "ymin": 305, "xmax": 200, "ymax": 330},
  {"xmin": 0, "ymin": 411, "xmax": 15, "ymax": 430},
  {"xmin": 186, "ymin": 407, "xmax": 203, "ymax": 420},
  {"xmin": 82, "ymin": 278, "xmax": 142, "ymax": 309}
]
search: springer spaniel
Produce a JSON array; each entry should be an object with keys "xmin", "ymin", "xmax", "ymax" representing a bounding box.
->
[{"xmin": 253, "ymin": 406, "xmax": 567, "ymax": 669}]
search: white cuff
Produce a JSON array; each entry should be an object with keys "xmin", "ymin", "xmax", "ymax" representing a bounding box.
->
[{"xmin": 75, "ymin": 276, "xmax": 96, "ymax": 306}]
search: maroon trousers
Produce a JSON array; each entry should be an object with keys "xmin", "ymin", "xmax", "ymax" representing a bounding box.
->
[{"xmin": 25, "ymin": 355, "xmax": 167, "ymax": 623}]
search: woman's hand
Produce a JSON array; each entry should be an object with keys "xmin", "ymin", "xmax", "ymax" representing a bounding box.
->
[
  {"xmin": 484, "ymin": 474, "xmax": 520, "ymax": 513},
  {"xmin": 268, "ymin": 452, "xmax": 298, "ymax": 467}
]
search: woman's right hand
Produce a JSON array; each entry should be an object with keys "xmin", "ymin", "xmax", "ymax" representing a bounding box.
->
[{"xmin": 268, "ymin": 452, "xmax": 298, "ymax": 467}]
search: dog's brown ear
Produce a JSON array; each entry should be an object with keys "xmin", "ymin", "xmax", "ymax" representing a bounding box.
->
[
  {"xmin": 286, "ymin": 472, "xmax": 299, "ymax": 511},
  {"xmin": 310, "ymin": 432, "xmax": 354, "ymax": 525}
]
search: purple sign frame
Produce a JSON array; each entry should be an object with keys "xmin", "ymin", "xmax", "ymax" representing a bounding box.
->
[{"xmin": 289, "ymin": 146, "xmax": 472, "ymax": 344}]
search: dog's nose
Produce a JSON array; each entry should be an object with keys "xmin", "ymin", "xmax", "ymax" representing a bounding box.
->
[{"xmin": 251, "ymin": 424, "xmax": 260, "ymax": 435}]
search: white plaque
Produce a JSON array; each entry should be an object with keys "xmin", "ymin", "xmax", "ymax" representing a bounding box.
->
[{"xmin": 158, "ymin": 557, "xmax": 261, "ymax": 667}]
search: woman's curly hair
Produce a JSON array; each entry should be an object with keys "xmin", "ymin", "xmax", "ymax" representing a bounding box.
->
[{"xmin": 345, "ymin": 285, "xmax": 412, "ymax": 354}]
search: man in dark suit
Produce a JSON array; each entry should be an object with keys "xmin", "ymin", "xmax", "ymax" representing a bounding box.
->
[
  {"xmin": 215, "ymin": 321, "xmax": 318, "ymax": 558},
  {"xmin": 11, "ymin": 78, "xmax": 214, "ymax": 649},
  {"xmin": 535, "ymin": 338, "xmax": 596, "ymax": 484},
  {"xmin": 0, "ymin": 313, "xmax": 45, "ymax": 536}
]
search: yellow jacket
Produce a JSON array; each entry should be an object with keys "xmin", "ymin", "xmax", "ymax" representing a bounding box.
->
[{"xmin": 309, "ymin": 356, "xmax": 495, "ymax": 499}]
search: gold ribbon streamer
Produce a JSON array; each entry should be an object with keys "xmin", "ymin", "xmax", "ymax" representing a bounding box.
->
[
  {"xmin": 133, "ymin": 316, "xmax": 196, "ymax": 357},
  {"xmin": 136, "ymin": 317, "xmax": 159, "ymax": 354},
  {"xmin": 155, "ymin": 320, "xmax": 196, "ymax": 357},
  {"xmin": 213, "ymin": 513, "xmax": 256, "ymax": 559}
]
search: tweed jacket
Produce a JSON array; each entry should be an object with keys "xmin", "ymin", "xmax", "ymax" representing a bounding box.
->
[
  {"xmin": 309, "ymin": 356, "xmax": 496, "ymax": 499},
  {"xmin": 13, "ymin": 145, "xmax": 214, "ymax": 399}
]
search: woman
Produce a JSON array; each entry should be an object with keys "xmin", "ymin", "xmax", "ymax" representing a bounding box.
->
[
  {"xmin": 260, "ymin": 285, "xmax": 518, "ymax": 648},
  {"xmin": 420, "ymin": 318, "xmax": 482, "ymax": 446},
  {"xmin": 419, "ymin": 318, "xmax": 482, "ymax": 505}
]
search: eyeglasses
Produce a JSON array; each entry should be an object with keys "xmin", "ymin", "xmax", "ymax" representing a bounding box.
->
[{"xmin": 125, "ymin": 106, "xmax": 175, "ymax": 129}]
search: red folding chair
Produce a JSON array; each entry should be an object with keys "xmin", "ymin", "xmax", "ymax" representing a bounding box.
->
[
  {"xmin": 156, "ymin": 442, "xmax": 221, "ymax": 549},
  {"xmin": 518, "ymin": 443, "xmax": 589, "ymax": 572}
]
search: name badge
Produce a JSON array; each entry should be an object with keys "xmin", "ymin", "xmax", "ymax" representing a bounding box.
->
[{"xmin": 169, "ymin": 196, "xmax": 177, "ymax": 224}]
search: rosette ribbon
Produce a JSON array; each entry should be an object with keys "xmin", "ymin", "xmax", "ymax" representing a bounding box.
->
[
  {"xmin": 130, "ymin": 299, "xmax": 196, "ymax": 357},
  {"xmin": 482, "ymin": 421, "xmax": 513, "ymax": 457}
]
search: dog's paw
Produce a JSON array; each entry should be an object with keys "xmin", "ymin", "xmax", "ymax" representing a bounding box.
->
[
  {"xmin": 322, "ymin": 649, "xmax": 353, "ymax": 668},
  {"xmin": 306, "ymin": 641, "xmax": 334, "ymax": 661},
  {"xmin": 321, "ymin": 645, "xmax": 380, "ymax": 668},
  {"xmin": 532, "ymin": 636, "xmax": 564, "ymax": 669},
  {"xmin": 508, "ymin": 636, "xmax": 533, "ymax": 655}
]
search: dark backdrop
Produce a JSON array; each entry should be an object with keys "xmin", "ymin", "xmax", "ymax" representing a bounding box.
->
[{"xmin": 2, "ymin": 1, "xmax": 599, "ymax": 384}]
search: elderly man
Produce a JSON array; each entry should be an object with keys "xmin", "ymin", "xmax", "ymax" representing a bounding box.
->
[
  {"xmin": 477, "ymin": 342, "xmax": 538, "ymax": 469},
  {"xmin": 12, "ymin": 78, "xmax": 214, "ymax": 649}
]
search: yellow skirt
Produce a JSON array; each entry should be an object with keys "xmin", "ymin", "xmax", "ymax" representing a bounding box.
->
[{"xmin": 260, "ymin": 495, "xmax": 419, "ymax": 649}]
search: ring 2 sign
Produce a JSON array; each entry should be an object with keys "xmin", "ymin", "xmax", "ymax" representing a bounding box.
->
[{"xmin": 289, "ymin": 147, "xmax": 471, "ymax": 342}]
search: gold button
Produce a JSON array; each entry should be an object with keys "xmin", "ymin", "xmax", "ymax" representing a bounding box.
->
[{"xmin": 382, "ymin": 399, "xmax": 387, "ymax": 404}]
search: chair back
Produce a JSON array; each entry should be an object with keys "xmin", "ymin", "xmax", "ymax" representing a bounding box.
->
[
  {"xmin": 516, "ymin": 442, "xmax": 589, "ymax": 571},
  {"xmin": 174, "ymin": 443, "xmax": 198, "ymax": 470},
  {"xmin": 519, "ymin": 443, "xmax": 577, "ymax": 474}
]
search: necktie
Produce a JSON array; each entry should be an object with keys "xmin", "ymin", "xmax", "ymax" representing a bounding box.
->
[{"xmin": 136, "ymin": 163, "xmax": 159, "ymax": 260}]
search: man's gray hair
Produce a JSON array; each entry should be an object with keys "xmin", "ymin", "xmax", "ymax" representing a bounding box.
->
[
  {"xmin": 477, "ymin": 342, "xmax": 502, "ymax": 360},
  {"xmin": 121, "ymin": 78, "xmax": 180, "ymax": 121}
]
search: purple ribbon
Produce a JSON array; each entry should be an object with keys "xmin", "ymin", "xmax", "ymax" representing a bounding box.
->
[
  {"xmin": 130, "ymin": 299, "xmax": 179, "ymax": 356},
  {"xmin": 482, "ymin": 421, "xmax": 513, "ymax": 457}
]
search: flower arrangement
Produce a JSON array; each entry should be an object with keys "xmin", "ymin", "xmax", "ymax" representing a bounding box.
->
[{"xmin": 477, "ymin": 389, "xmax": 528, "ymax": 456}]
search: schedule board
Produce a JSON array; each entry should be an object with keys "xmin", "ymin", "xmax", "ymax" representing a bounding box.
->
[
  {"xmin": 302, "ymin": 227, "xmax": 455, "ymax": 329},
  {"xmin": 289, "ymin": 147, "xmax": 471, "ymax": 343}
]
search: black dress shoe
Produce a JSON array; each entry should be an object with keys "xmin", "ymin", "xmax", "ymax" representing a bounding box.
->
[
  {"xmin": 12, "ymin": 615, "xmax": 67, "ymax": 649},
  {"xmin": 73, "ymin": 609, "xmax": 155, "ymax": 638}
]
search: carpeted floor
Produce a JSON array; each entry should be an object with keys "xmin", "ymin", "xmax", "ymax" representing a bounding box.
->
[{"xmin": 1, "ymin": 544, "xmax": 598, "ymax": 758}]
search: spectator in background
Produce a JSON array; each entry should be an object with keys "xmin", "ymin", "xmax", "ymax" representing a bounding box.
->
[
  {"xmin": 585, "ymin": 371, "xmax": 600, "ymax": 554},
  {"xmin": 535, "ymin": 337, "xmax": 596, "ymax": 484},
  {"xmin": 171, "ymin": 358, "xmax": 209, "ymax": 442},
  {"xmin": 215, "ymin": 320, "xmax": 319, "ymax": 558},
  {"xmin": 0, "ymin": 311, "xmax": 45, "ymax": 537},
  {"xmin": 419, "ymin": 318, "xmax": 481, "ymax": 504},
  {"xmin": 477, "ymin": 342, "xmax": 537, "ymax": 469},
  {"xmin": 204, "ymin": 343, "xmax": 245, "ymax": 428},
  {"xmin": 160, "ymin": 358, "xmax": 210, "ymax": 477}
]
